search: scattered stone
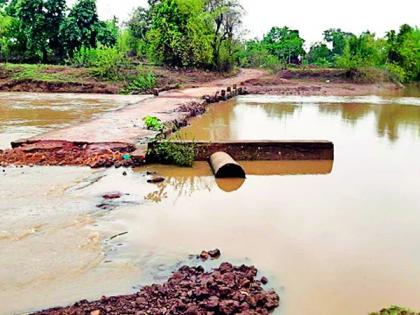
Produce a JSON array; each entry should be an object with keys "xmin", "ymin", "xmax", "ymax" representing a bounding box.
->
[
  {"xmin": 198, "ymin": 249, "xmax": 221, "ymax": 261},
  {"xmin": 209, "ymin": 248, "xmax": 221, "ymax": 259},
  {"xmin": 33, "ymin": 263, "xmax": 280, "ymax": 315},
  {"xmin": 261, "ymin": 276, "xmax": 269, "ymax": 285},
  {"xmin": 199, "ymin": 250, "xmax": 209, "ymax": 261},
  {"xmin": 102, "ymin": 192, "xmax": 122, "ymax": 200},
  {"xmin": 147, "ymin": 176, "xmax": 165, "ymax": 184}
]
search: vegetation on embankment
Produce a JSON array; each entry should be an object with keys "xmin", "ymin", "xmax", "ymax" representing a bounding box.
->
[{"xmin": 0, "ymin": 63, "xmax": 235, "ymax": 94}]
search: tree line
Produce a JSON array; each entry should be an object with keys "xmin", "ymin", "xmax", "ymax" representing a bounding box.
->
[
  {"xmin": 238, "ymin": 25, "xmax": 419, "ymax": 82},
  {"xmin": 0, "ymin": 0, "xmax": 418, "ymax": 82}
]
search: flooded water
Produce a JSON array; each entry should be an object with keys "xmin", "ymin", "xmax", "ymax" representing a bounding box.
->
[
  {"xmin": 0, "ymin": 93, "xmax": 149, "ymax": 148},
  {"xmin": 1, "ymin": 93, "xmax": 420, "ymax": 315}
]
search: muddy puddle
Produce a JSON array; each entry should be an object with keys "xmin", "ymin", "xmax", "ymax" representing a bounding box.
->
[
  {"xmin": 0, "ymin": 93, "xmax": 149, "ymax": 148},
  {"xmin": 1, "ymin": 93, "xmax": 420, "ymax": 315}
]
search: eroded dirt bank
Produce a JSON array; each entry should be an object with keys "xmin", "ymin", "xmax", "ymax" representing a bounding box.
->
[
  {"xmin": 242, "ymin": 69, "xmax": 401, "ymax": 96},
  {"xmin": 34, "ymin": 263, "xmax": 280, "ymax": 315},
  {"xmin": 0, "ymin": 65, "xmax": 237, "ymax": 94}
]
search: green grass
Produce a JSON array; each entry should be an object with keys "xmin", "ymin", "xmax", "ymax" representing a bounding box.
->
[
  {"xmin": 1, "ymin": 63, "xmax": 88, "ymax": 83},
  {"xmin": 370, "ymin": 306, "xmax": 420, "ymax": 315}
]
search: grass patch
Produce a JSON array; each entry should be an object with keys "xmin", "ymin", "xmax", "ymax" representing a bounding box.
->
[
  {"xmin": 370, "ymin": 306, "xmax": 420, "ymax": 315},
  {"xmin": 1, "ymin": 63, "xmax": 87, "ymax": 83}
]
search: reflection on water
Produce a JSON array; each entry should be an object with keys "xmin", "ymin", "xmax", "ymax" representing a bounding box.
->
[
  {"xmin": 141, "ymin": 160, "xmax": 333, "ymax": 199},
  {"xmin": 318, "ymin": 103, "xmax": 420, "ymax": 141},
  {"xmin": 179, "ymin": 96, "xmax": 420, "ymax": 143},
  {"xmin": 0, "ymin": 93, "xmax": 147, "ymax": 148}
]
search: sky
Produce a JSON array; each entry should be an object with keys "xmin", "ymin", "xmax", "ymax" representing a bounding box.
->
[{"xmin": 70, "ymin": 0, "xmax": 419, "ymax": 46}]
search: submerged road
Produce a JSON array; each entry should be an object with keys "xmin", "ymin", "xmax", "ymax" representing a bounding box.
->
[{"xmin": 23, "ymin": 69, "xmax": 264, "ymax": 146}]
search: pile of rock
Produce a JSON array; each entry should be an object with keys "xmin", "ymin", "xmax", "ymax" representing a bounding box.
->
[{"xmin": 34, "ymin": 263, "xmax": 279, "ymax": 315}]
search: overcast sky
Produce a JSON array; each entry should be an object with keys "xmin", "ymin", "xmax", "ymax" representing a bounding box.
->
[{"xmin": 71, "ymin": 0, "xmax": 419, "ymax": 45}]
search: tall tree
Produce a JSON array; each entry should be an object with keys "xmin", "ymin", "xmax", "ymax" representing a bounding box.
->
[
  {"xmin": 323, "ymin": 28, "xmax": 355, "ymax": 56},
  {"xmin": 263, "ymin": 26, "xmax": 305, "ymax": 64},
  {"xmin": 45, "ymin": 0, "xmax": 66, "ymax": 61},
  {"xmin": 205, "ymin": 0, "xmax": 243, "ymax": 70},
  {"xmin": 147, "ymin": 0, "xmax": 213, "ymax": 67},
  {"xmin": 60, "ymin": 0, "xmax": 99, "ymax": 57}
]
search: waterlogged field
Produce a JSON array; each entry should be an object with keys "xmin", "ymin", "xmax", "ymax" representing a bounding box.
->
[{"xmin": 1, "ymin": 93, "xmax": 420, "ymax": 314}]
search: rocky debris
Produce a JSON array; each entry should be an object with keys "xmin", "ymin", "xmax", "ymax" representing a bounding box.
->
[
  {"xmin": 147, "ymin": 176, "xmax": 165, "ymax": 184},
  {"xmin": 199, "ymin": 249, "xmax": 221, "ymax": 261},
  {"xmin": 0, "ymin": 140, "xmax": 145, "ymax": 168},
  {"xmin": 203, "ymin": 85, "xmax": 248, "ymax": 104},
  {"xmin": 33, "ymin": 263, "xmax": 280, "ymax": 315},
  {"xmin": 177, "ymin": 102, "xmax": 206, "ymax": 117}
]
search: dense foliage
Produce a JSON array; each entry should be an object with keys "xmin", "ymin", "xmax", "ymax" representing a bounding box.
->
[
  {"xmin": 239, "ymin": 24, "xmax": 419, "ymax": 82},
  {"xmin": 0, "ymin": 0, "xmax": 418, "ymax": 82},
  {"xmin": 0, "ymin": 0, "xmax": 117, "ymax": 62}
]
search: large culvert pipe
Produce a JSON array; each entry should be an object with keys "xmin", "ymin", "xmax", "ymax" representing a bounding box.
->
[{"xmin": 209, "ymin": 152, "xmax": 246, "ymax": 178}]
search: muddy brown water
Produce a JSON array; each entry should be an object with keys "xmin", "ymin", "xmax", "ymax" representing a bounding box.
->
[
  {"xmin": 0, "ymin": 93, "xmax": 149, "ymax": 149},
  {"xmin": 1, "ymin": 92, "xmax": 420, "ymax": 314}
]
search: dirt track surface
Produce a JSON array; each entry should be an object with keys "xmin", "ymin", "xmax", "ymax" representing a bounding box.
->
[
  {"xmin": 27, "ymin": 69, "xmax": 263, "ymax": 144},
  {"xmin": 33, "ymin": 263, "xmax": 280, "ymax": 315}
]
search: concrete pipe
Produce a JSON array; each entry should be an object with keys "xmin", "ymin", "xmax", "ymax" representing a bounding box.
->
[{"xmin": 209, "ymin": 152, "xmax": 246, "ymax": 178}]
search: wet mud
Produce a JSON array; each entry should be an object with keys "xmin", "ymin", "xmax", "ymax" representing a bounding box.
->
[{"xmin": 0, "ymin": 141, "xmax": 143, "ymax": 168}]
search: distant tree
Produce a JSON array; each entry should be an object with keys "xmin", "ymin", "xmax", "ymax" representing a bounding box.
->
[
  {"xmin": 205, "ymin": 0, "xmax": 243, "ymax": 71},
  {"xmin": 307, "ymin": 42, "xmax": 332, "ymax": 66},
  {"xmin": 97, "ymin": 17, "xmax": 119, "ymax": 47},
  {"xmin": 386, "ymin": 24, "xmax": 420, "ymax": 81},
  {"xmin": 262, "ymin": 26, "xmax": 305, "ymax": 64},
  {"xmin": 147, "ymin": 0, "xmax": 213, "ymax": 68},
  {"xmin": 60, "ymin": 0, "xmax": 99, "ymax": 57},
  {"xmin": 335, "ymin": 31, "xmax": 386, "ymax": 69},
  {"xmin": 323, "ymin": 28, "xmax": 355, "ymax": 57},
  {"xmin": 45, "ymin": 0, "xmax": 66, "ymax": 61},
  {"xmin": 128, "ymin": 7, "xmax": 151, "ymax": 41}
]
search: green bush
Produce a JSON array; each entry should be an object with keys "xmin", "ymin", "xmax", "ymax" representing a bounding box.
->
[
  {"xmin": 143, "ymin": 115, "xmax": 162, "ymax": 131},
  {"xmin": 385, "ymin": 63, "xmax": 407, "ymax": 83},
  {"xmin": 370, "ymin": 306, "xmax": 419, "ymax": 315},
  {"xmin": 123, "ymin": 72, "xmax": 157, "ymax": 93},
  {"xmin": 70, "ymin": 46, "xmax": 128, "ymax": 80},
  {"xmin": 149, "ymin": 138, "xmax": 196, "ymax": 167}
]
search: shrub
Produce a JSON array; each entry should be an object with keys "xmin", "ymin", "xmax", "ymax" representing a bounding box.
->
[
  {"xmin": 143, "ymin": 116, "xmax": 163, "ymax": 131},
  {"xmin": 70, "ymin": 46, "xmax": 128, "ymax": 80},
  {"xmin": 123, "ymin": 72, "xmax": 156, "ymax": 94},
  {"xmin": 370, "ymin": 306, "xmax": 419, "ymax": 315},
  {"xmin": 385, "ymin": 63, "xmax": 407, "ymax": 83},
  {"xmin": 90, "ymin": 47, "xmax": 128, "ymax": 80},
  {"xmin": 148, "ymin": 137, "xmax": 196, "ymax": 167}
]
